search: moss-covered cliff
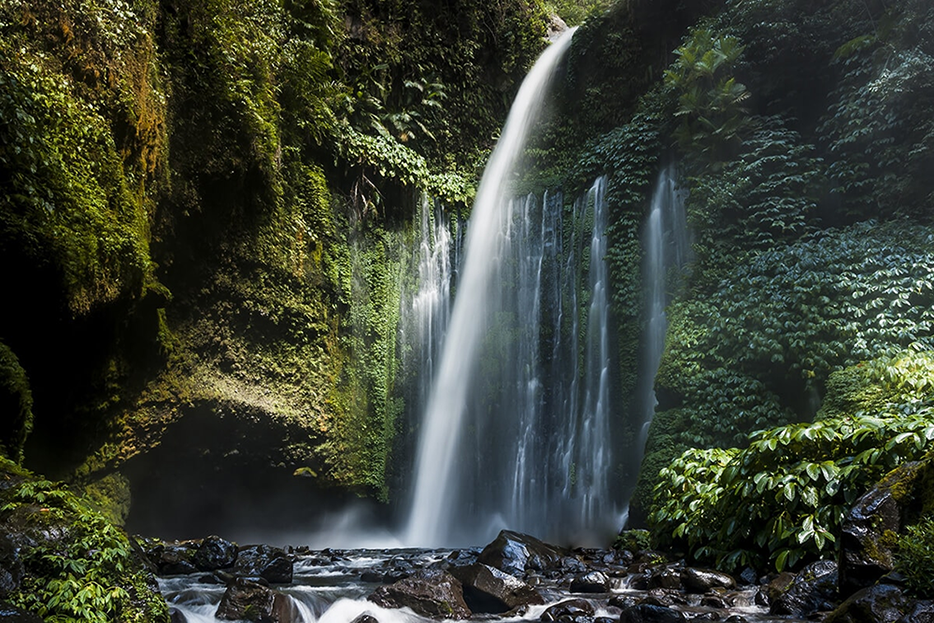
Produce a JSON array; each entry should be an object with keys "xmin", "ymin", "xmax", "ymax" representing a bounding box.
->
[{"xmin": 0, "ymin": 0, "xmax": 551, "ymax": 534}]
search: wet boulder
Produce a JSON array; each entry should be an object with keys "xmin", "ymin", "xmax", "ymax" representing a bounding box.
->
[
  {"xmin": 450, "ymin": 563, "xmax": 543, "ymax": 613},
  {"xmin": 540, "ymin": 598, "xmax": 595, "ymax": 622},
  {"xmin": 646, "ymin": 565, "xmax": 681, "ymax": 590},
  {"xmin": 770, "ymin": 560, "xmax": 838, "ymax": 618},
  {"xmin": 477, "ymin": 530, "xmax": 566, "ymax": 577},
  {"xmin": 642, "ymin": 589, "xmax": 687, "ymax": 608},
  {"xmin": 839, "ymin": 463, "xmax": 923, "ymax": 597},
  {"xmin": 215, "ymin": 577, "xmax": 292, "ymax": 622},
  {"xmin": 350, "ymin": 615, "xmax": 379, "ymax": 623},
  {"xmin": 680, "ymin": 568, "xmax": 736, "ymax": 593},
  {"xmin": 368, "ymin": 569, "xmax": 471, "ymax": 619},
  {"xmin": 824, "ymin": 583, "xmax": 911, "ymax": 623},
  {"xmin": 0, "ymin": 534, "xmax": 23, "ymax": 596},
  {"xmin": 0, "ymin": 604, "xmax": 43, "ymax": 623},
  {"xmin": 151, "ymin": 542, "xmax": 199, "ymax": 575},
  {"xmin": 194, "ymin": 535, "xmax": 238, "ymax": 571},
  {"xmin": 570, "ymin": 570, "xmax": 610, "ymax": 593},
  {"xmin": 619, "ymin": 603, "xmax": 686, "ymax": 623},
  {"xmin": 235, "ymin": 545, "xmax": 293, "ymax": 584}
]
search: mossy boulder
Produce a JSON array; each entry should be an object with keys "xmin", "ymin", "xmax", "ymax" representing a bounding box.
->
[{"xmin": 839, "ymin": 459, "xmax": 934, "ymax": 598}]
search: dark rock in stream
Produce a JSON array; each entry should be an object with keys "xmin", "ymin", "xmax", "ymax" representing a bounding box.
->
[
  {"xmin": 477, "ymin": 530, "xmax": 566, "ymax": 578},
  {"xmin": 215, "ymin": 577, "xmax": 292, "ymax": 622},
  {"xmin": 0, "ymin": 535, "xmax": 24, "ymax": 596},
  {"xmin": 234, "ymin": 544, "xmax": 293, "ymax": 584},
  {"xmin": 770, "ymin": 560, "xmax": 838, "ymax": 617},
  {"xmin": 539, "ymin": 598, "xmax": 595, "ymax": 622},
  {"xmin": 569, "ymin": 570, "xmax": 610, "ymax": 593},
  {"xmin": 152, "ymin": 543, "xmax": 199, "ymax": 575},
  {"xmin": 350, "ymin": 615, "xmax": 379, "ymax": 623},
  {"xmin": 194, "ymin": 535, "xmax": 238, "ymax": 571},
  {"xmin": 680, "ymin": 568, "xmax": 736, "ymax": 593},
  {"xmin": 368, "ymin": 568, "xmax": 471, "ymax": 619},
  {"xmin": 646, "ymin": 565, "xmax": 682, "ymax": 590},
  {"xmin": 619, "ymin": 603, "xmax": 686, "ymax": 623},
  {"xmin": 824, "ymin": 583, "xmax": 911, "ymax": 623},
  {"xmin": 450, "ymin": 562, "xmax": 543, "ymax": 613},
  {"xmin": 0, "ymin": 604, "xmax": 43, "ymax": 623}
]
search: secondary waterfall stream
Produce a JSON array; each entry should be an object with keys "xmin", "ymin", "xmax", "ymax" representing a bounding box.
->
[
  {"xmin": 635, "ymin": 165, "xmax": 689, "ymax": 453},
  {"xmin": 403, "ymin": 27, "xmax": 622, "ymax": 547}
]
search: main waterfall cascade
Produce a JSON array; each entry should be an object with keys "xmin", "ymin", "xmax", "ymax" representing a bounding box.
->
[
  {"xmin": 400, "ymin": 24, "xmax": 633, "ymax": 547},
  {"xmin": 635, "ymin": 165, "xmax": 690, "ymax": 452}
]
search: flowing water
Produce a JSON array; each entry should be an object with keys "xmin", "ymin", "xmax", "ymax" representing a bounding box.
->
[
  {"xmin": 635, "ymin": 165, "xmax": 690, "ymax": 452},
  {"xmin": 160, "ymin": 547, "xmax": 809, "ymax": 623},
  {"xmin": 403, "ymin": 27, "xmax": 584, "ymax": 547}
]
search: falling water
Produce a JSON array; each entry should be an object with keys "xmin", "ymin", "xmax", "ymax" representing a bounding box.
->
[
  {"xmin": 636, "ymin": 164, "xmax": 689, "ymax": 452},
  {"xmin": 403, "ymin": 26, "xmax": 630, "ymax": 546}
]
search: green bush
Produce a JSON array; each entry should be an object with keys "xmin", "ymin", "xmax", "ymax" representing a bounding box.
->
[
  {"xmin": 650, "ymin": 400, "xmax": 934, "ymax": 572},
  {"xmin": 896, "ymin": 517, "xmax": 934, "ymax": 597},
  {"xmin": 1, "ymin": 462, "xmax": 168, "ymax": 622}
]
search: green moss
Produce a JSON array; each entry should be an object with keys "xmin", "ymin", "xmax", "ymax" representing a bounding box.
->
[{"xmin": 0, "ymin": 342, "xmax": 33, "ymax": 464}]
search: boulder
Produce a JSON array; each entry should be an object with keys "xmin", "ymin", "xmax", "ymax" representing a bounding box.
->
[
  {"xmin": 476, "ymin": 530, "xmax": 566, "ymax": 578},
  {"xmin": 0, "ymin": 535, "xmax": 23, "ymax": 596},
  {"xmin": 0, "ymin": 604, "xmax": 43, "ymax": 623},
  {"xmin": 215, "ymin": 578, "xmax": 292, "ymax": 622},
  {"xmin": 839, "ymin": 463, "xmax": 923, "ymax": 597},
  {"xmin": 619, "ymin": 604, "xmax": 686, "ymax": 623},
  {"xmin": 608, "ymin": 594, "xmax": 639, "ymax": 610},
  {"xmin": 368, "ymin": 569, "xmax": 470, "ymax": 619},
  {"xmin": 770, "ymin": 560, "xmax": 838, "ymax": 618},
  {"xmin": 760, "ymin": 571, "xmax": 795, "ymax": 606},
  {"xmin": 152, "ymin": 543, "xmax": 199, "ymax": 576},
  {"xmin": 235, "ymin": 545, "xmax": 293, "ymax": 584},
  {"xmin": 540, "ymin": 598, "xmax": 595, "ymax": 622},
  {"xmin": 681, "ymin": 568, "xmax": 735, "ymax": 593},
  {"xmin": 824, "ymin": 583, "xmax": 910, "ymax": 623},
  {"xmin": 646, "ymin": 565, "xmax": 682, "ymax": 590},
  {"xmin": 642, "ymin": 589, "xmax": 687, "ymax": 607},
  {"xmin": 194, "ymin": 535, "xmax": 238, "ymax": 571},
  {"xmin": 350, "ymin": 615, "xmax": 379, "ymax": 623},
  {"xmin": 449, "ymin": 563, "xmax": 543, "ymax": 613},
  {"xmin": 570, "ymin": 570, "xmax": 610, "ymax": 593}
]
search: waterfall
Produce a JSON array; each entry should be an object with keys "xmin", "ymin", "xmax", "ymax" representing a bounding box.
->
[
  {"xmin": 635, "ymin": 165, "xmax": 689, "ymax": 453},
  {"xmin": 403, "ymin": 25, "xmax": 629, "ymax": 546}
]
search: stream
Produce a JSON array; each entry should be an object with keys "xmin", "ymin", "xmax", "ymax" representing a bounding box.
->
[{"xmin": 158, "ymin": 545, "xmax": 811, "ymax": 623}]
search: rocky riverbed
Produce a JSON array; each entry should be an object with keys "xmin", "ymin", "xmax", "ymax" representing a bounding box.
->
[{"xmin": 145, "ymin": 529, "xmax": 929, "ymax": 623}]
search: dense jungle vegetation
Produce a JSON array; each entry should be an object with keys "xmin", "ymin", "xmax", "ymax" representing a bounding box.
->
[{"xmin": 2, "ymin": 0, "xmax": 934, "ymax": 618}]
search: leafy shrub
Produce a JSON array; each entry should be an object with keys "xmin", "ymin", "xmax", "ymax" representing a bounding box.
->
[
  {"xmin": 1, "ymin": 465, "xmax": 168, "ymax": 622},
  {"xmin": 650, "ymin": 400, "xmax": 934, "ymax": 572},
  {"xmin": 896, "ymin": 517, "xmax": 934, "ymax": 597},
  {"xmin": 665, "ymin": 26, "xmax": 751, "ymax": 165}
]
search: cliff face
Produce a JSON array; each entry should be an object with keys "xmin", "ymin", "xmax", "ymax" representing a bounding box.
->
[{"xmin": 0, "ymin": 0, "xmax": 550, "ymax": 530}]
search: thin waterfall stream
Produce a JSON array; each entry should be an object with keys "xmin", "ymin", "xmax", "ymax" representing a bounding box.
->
[{"xmin": 635, "ymin": 165, "xmax": 689, "ymax": 453}]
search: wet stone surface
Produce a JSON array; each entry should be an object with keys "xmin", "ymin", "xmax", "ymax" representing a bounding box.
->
[{"xmin": 154, "ymin": 533, "xmax": 821, "ymax": 623}]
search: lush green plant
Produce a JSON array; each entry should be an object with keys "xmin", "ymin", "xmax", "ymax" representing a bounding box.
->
[
  {"xmin": 614, "ymin": 528, "xmax": 652, "ymax": 552},
  {"xmin": 0, "ymin": 342, "xmax": 33, "ymax": 464},
  {"xmin": 651, "ymin": 404, "xmax": 934, "ymax": 572},
  {"xmin": 896, "ymin": 517, "xmax": 934, "ymax": 597},
  {"xmin": 817, "ymin": 0, "xmax": 934, "ymax": 222},
  {"xmin": 1, "ymin": 469, "xmax": 168, "ymax": 622},
  {"xmin": 684, "ymin": 117, "xmax": 824, "ymax": 288},
  {"xmin": 665, "ymin": 26, "xmax": 751, "ymax": 165}
]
